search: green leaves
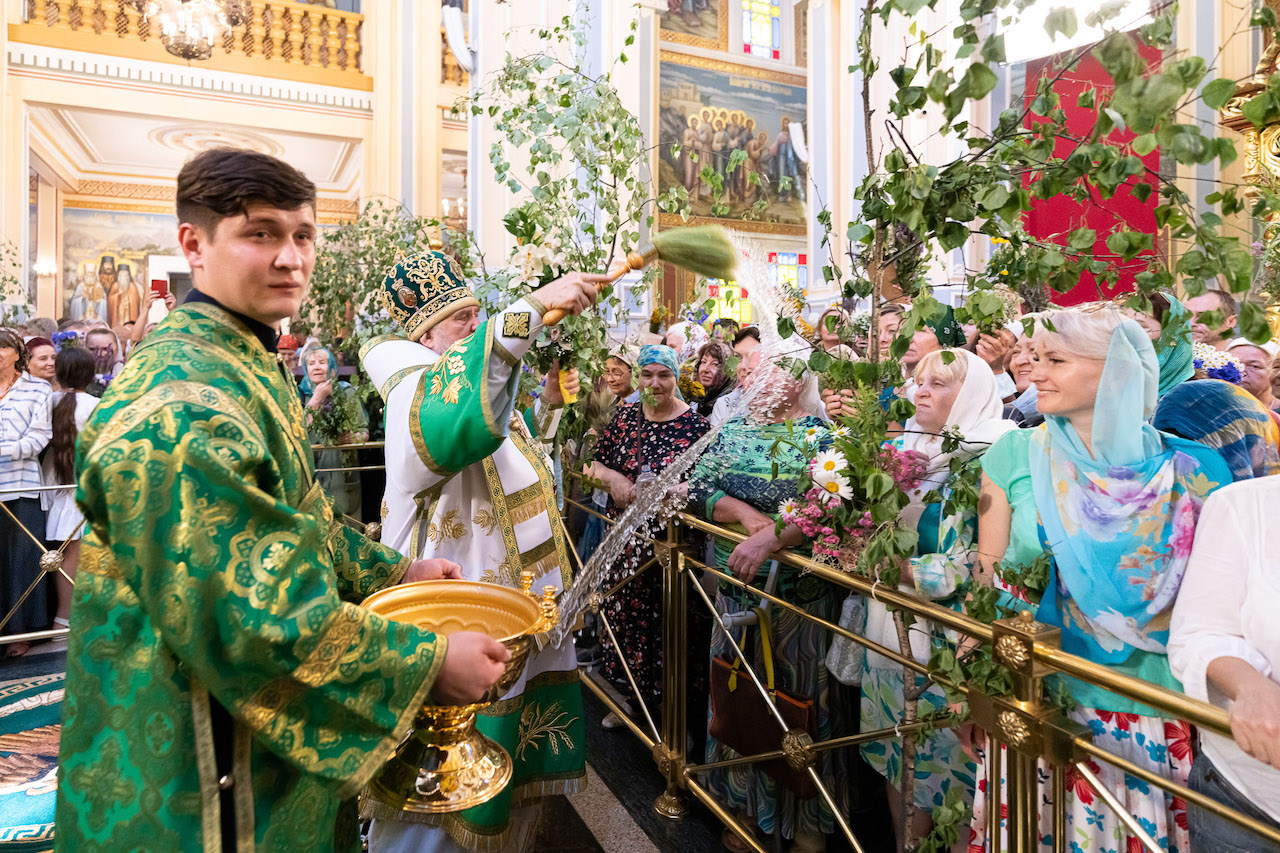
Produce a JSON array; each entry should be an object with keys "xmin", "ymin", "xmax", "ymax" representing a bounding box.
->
[
  {"xmin": 1044, "ymin": 7, "xmax": 1078, "ymax": 42},
  {"xmin": 1201, "ymin": 77, "xmax": 1237, "ymax": 110},
  {"xmin": 1105, "ymin": 229, "xmax": 1153, "ymax": 261},
  {"xmin": 1239, "ymin": 300, "xmax": 1273, "ymax": 343}
]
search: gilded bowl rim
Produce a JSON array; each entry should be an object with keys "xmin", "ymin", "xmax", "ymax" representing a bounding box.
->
[{"xmin": 362, "ymin": 579, "xmax": 546, "ymax": 642}]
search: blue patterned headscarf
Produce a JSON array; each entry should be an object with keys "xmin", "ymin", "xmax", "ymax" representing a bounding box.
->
[
  {"xmin": 299, "ymin": 346, "xmax": 338, "ymax": 397},
  {"xmin": 1029, "ymin": 318, "xmax": 1231, "ymax": 665},
  {"xmin": 1155, "ymin": 294, "xmax": 1195, "ymax": 397},
  {"xmin": 638, "ymin": 344, "xmax": 683, "ymax": 401},
  {"xmin": 1152, "ymin": 379, "xmax": 1280, "ymax": 482}
]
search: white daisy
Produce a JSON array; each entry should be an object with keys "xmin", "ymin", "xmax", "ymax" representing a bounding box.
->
[
  {"xmin": 779, "ymin": 498, "xmax": 799, "ymax": 518},
  {"xmin": 810, "ymin": 449, "xmax": 847, "ymax": 483},
  {"xmin": 831, "ymin": 425, "xmax": 850, "ymax": 439},
  {"xmin": 817, "ymin": 475, "xmax": 853, "ymax": 501}
]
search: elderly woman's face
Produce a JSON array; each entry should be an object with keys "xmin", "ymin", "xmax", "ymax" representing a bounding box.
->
[
  {"xmin": 749, "ymin": 364, "xmax": 802, "ymax": 418},
  {"xmin": 696, "ymin": 352, "xmax": 722, "ymax": 386},
  {"xmin": 913, "ymin": 369, "xmax": 962, "ymax": 433},
  {"xmin": 604, "ymin": 357, "xmax": 633, "ymax": 397},
  {"xmin": 27, "ymin": 345, "xmax": 55, "ymax": 382},
  {"xmin": 304, "ymin": 351, "xmax": 331, "ymax": 384},
  {"xmin": 1009, "ymin": 337, "xmax": 1035, "ymax": 393},
  {"xmin": 0, "ymin": 344, "xmax": 18, "ymax": 375},
  {"xmin": 640, "ymin": 364, "xmax": 676, "ymax": 405}
]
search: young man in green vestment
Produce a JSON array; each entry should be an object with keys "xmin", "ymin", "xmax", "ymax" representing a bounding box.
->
[{"xmin": 53, "ymin": 148, "xmax": 526, "ymax": 852}]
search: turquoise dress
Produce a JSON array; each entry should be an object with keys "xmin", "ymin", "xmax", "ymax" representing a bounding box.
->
[
  {"xmin": 859, "ymin": 469, "xmax": 979, "ymax": 811},
  {"xmin": 688, "ymin": 416, "xmax": 850, "ymax": 841}
]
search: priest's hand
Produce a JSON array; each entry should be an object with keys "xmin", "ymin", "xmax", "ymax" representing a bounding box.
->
[
  {"xmin": 532, "ymin": 272, "xmax": 610, "ymax": 318},
  {"xmin": 405, "ymin": 558, "xmax": 463, "ymax": 583},
  {"xmin": 432, "ymin": 631, "xmax": 512, "ymax": 705},
  {"xmin": 541, "ymin": 358, "xmax": 580, "ymax": 406}
]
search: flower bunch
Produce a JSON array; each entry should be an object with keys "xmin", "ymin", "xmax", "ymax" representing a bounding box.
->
[
  {"xmin": 780, "ymin": 489, "xmax": 842, "ymax": 559},
  {"xmin": 52, "ymin": 330, "xmax": 81, "ymax": 352},
  {"xmin": 510, "ymin": 240, "xmax": 566, "ymax": 285},
  {"xmin": 879, "ymin": 445, "xmax": 929, "ymax": 493},
  {"xmin": 1193, "ymin": 342, "xmax": 1244, "ymax": 384},
  {"xmin": 677, "ymin": 361, "xmax": 705, "ymax": 401}
]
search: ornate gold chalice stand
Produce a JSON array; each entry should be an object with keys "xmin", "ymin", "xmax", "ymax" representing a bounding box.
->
[{"xmin": 361, "ymin": 573, "xmax": 557, "ymax": 816}]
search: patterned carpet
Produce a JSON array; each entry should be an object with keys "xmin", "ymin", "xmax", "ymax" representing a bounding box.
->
[
  {"xmin": 0, "ymin": 651, "xmax": 891, "ymax": 852},
  {"xmin": 0, "ymin": 666, "xmax": 63, "ymax": 853}
]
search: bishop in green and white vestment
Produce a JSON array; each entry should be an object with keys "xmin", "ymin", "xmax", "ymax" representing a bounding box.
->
[{"xmin": 361, "ymin": 252, "xmax": 585, "ymax": 853}]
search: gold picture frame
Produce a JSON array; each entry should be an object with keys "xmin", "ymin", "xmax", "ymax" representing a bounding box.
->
[
  {"xmin": 655, "ymin": 50, "xmax": 808, "ymax": 238},
  {"xmin": 658, "ymin": 0, "xmax": 729, "ymax": 52}
]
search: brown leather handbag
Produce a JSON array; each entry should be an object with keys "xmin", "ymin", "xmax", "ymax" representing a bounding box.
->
[{"xmin": 708, "ymin": 607, "xmax": 818, "ymax": 797}]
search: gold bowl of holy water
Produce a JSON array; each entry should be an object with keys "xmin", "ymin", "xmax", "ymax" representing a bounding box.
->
[{"xmin": 360, "ymin": 574, "xmax": 557, "ymax": 816}]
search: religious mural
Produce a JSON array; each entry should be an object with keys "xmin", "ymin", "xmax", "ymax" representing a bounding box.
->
[
  {"xmin": 61, "ymin": 207, "xmax": 179, "ymax": 326},
  {"xmin": 658, "ymin": 0, "xmax": 726, "ymax": 50},
  {"xmin": 657, "ymin": 53, "xmax": 807, "ymax": 236}
]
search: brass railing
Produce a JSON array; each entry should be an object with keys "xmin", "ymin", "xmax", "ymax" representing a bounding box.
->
[
  {"xmin": 8, "ymin": 446, "xmax": 1279, "ymax": 852},
  {"xmin": 14, "ymin": 0, "xmax": 368, "ymax": 89},
  {"xmin": 563, "ymin": 490, "xmax": 1280, "ymax": 853}
]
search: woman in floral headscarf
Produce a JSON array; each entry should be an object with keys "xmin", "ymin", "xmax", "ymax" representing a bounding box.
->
[
  {"xmin": 301, "ymin": 345, "xmax": 369, "ymax": 518},
  {"xmin": 586, "ymin": 345, "xmax": 710, "ymax": 726},
  {"xmin": 970, "ymin": 308, "xmax": 1231, "ymax": 853},
  {"xmin": 686, "ymin": 340, "xmax": 737, "ymax": 416}
]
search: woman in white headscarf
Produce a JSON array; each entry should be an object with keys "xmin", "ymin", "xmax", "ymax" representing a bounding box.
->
[{"xmin": 860, "ymin": 347, "xmax": 1016, "ymax": 848}]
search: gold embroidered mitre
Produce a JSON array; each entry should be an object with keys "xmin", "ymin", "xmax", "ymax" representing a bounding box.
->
[{"xmin": 380, "ymin": 250, "xmax": 479, "ymax": 341}]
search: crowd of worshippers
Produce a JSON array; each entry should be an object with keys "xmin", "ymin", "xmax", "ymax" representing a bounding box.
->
[
  {"xmin": 4, "ymin": 285, "xmax": 1280, "ymax": 852},
  {"xmin": 567, "ymin": 292, "xmax": 1280, "ymax": 853}
]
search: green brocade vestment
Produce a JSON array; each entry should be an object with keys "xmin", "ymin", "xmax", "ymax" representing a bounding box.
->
[
  {"xmin": 54, "ymin": 303, "xmax": 446, "ymax": 853},
  {"xmin": 361, "ymin": 299, "xmax": 584, "ymax": 851}
]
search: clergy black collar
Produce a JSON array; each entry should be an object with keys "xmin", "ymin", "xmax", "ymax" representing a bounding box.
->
[{"xmin": 185, "ymin": 289, "xmax": 280, "ymax": 354}]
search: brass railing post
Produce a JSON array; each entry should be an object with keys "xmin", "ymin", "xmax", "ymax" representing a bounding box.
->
[
  {"xmin": 969, "ymin": 610, "xmax": 1062, "ymax": 851},
  {"xmin": 653, "ymin": 519, "xmax": 689, "ymax": 819}
]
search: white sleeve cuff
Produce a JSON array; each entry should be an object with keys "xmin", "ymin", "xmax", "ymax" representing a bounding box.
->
[
  {"xmin": 492, "ymin": 298, "xmax": 544, "ymax": 363},
  {"xmin": 1170, "ymin": 638, "xmax": 1273, "ymax": 702}
]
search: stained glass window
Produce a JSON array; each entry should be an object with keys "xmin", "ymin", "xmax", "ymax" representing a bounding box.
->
[
  {"xmin": 769, "ymin": 252, "xmax": 808, "ymax": 297},
  {"xmin": 742, "ymin": 0, "xmax": 782, "ymax": 60},
  {"xmin": 705, "ymin": 279, "xmax": 754, "ymax": 324}
]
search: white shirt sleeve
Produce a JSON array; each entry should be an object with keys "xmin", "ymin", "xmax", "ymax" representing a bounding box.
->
[{"xmin": 1168, "ymin": 485, "xmax": 1274, "ymax": 704}]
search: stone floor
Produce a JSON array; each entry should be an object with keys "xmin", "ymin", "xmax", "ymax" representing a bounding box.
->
[{"xmin": 0, "ymin": 646, "xmax": 900, "ymax": 853}]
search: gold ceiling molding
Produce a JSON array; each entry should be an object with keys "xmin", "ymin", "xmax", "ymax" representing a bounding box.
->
[
  {"xmin": 75, "ymin": 180, "xmax": 175, "ymax": 200},
  {"xmin": 657, "ymin": 50, "xmax": 807, "ymax": 87},
  {"xmin": 317, "ymin": 198, "xmax": 358, "ymax": 215},
  {"xmin": 66, "ymin": 180, "xmax": 356, "ymax": 216}
]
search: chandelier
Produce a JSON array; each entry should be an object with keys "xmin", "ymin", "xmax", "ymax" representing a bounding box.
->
[{"xmin": 141, "ymin": 0, "xmax": 246, "ymax": 61}]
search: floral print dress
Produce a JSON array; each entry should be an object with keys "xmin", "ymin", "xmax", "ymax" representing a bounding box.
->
[
  {"xmin": 687, "ymin": 416, "xmax": 851, "ymax": 842},
  {"xmin": 593, "ymin": 402, "xmax": 709, "ymax": 716}
]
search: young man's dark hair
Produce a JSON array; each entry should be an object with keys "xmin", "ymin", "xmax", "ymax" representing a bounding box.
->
[
  {"xmin": 1207, "ymin": 288, "xmax": 1239, "ymax": 317},
  {"xmin": 733, "ymin": 325, "xmax": 761, "ymax": 346},
  {"xmin": 176, "ymin": 148, "xmax": 317, "ymax": 235}
]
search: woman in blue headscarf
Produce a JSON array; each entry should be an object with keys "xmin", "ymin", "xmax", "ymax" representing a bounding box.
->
[
  {"xmin": 1125, "ymin": 292, "xmax": 1195, "ymax": 397},
  {"xmin": 1153, "ymin": 378, "xmax": 1280, "ymax": 482},
  {"xmin": 301, "ymin": 345, "xmax": 369, "ymax": 517},
  {"xmin": 585, "ymin": 344, "xmax": 710, "ymax": 726},
  {"xmin": 971, "ymin": 307, "xmax": 1231, "ymax": 853}
]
